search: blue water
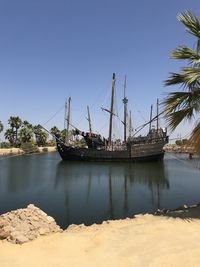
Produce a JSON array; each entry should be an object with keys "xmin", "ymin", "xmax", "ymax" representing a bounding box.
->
[{"xmin": 0, "ymin": 152, "xmax": 200, "ymax": 228}]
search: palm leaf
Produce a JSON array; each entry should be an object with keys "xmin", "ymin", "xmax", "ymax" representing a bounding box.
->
[
  {"xmin": 165, "ymin": 67, "xmax": 200, "ymax": 88},
  {"xmin": 163, "ymin": 11, "xmax": 200, "ymax": 152},
  {"xmin": 163, "ymin": 90, "xmax": 200, "ymax": 130},
  {"xmin": 171, "ymin": 46, "xmax": 200, "ymax": 66},
  {"xmin": 188, "ymin": 122, "xmax": 200, "ymax": 153},
  {"xmin": 178, "ymin": 11, "xmax": 200, "ymax": 39},
  {"xmin": 165, "ymin": 108, "xmax": 194, "ymax": 131}
]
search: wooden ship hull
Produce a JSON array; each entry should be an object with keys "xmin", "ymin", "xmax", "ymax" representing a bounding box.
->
[{"xmin": 56, "ymin": 139, "xmax": 167, "ymax": 162}]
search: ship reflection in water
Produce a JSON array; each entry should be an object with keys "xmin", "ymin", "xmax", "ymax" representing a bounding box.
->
[
  {"xmin": 55, "ymin": 160, "xmax": 169, "ymax": 227},
  {"xmin": 1, "ymin": 153, "xmax": 200, "ymax": 229}
]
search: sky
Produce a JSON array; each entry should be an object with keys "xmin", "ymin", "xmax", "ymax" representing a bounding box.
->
[{"xmin": 0, "ymin": 0, "xmax": 200, "ymax": 142}]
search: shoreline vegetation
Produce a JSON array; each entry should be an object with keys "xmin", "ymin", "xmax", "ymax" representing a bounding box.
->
[
  {"xmin": 1, "ymin": 204, "xmax": 200, "ymax": 266},
  {"xmin": 164, "ymin": 144, "xmax": 195, "ymax": 154}
]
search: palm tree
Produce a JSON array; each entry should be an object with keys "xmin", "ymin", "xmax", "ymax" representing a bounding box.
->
[
  {"xmin": 0, "ymin": 121, "xmax": 4, "ymax": 148},
  {"xmin": 8, "ymin": 116, "xmax": 22, "ymax": 147},
  {"xmin": 50, "ymin": 126, "xmax": 60, "ymax": 137},
  {"xmin": 163, "ymin": 11, "xmax": 200, "ymax": 153},
  {"xmin": 23, "ymin": 120, "xmax": 33, "ymax": 129},
  {"xmin": 4, "ymin": 129, "xmax": 15, "ymax": 146},
  {"xmin": 33, "ymin": 124, "xmax": 48, "ymax": 146},
  {"xmin": 0, "ymin": 121, "xmax": 3, "ymax": 133},
  {"xmin": 19, "ymin": 127, "xmax": 33, "ymax": 143}
]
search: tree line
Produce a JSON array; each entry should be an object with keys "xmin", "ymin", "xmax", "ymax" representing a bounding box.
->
[{"xmin": 0, "ymin": 116, "xmax": 65, "ymax": 148}]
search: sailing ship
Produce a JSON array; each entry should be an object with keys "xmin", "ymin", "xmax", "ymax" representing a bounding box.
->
[{"xmin": 56, "ymin": 73, "xmax": 168, "ymax": 162}]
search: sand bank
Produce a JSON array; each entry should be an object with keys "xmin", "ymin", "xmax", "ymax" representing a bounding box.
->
[
  {"xmin": 37, "ymin": 146, "xmax": 56, "ymax": 153},
  {"xmin": 0, "ymin": 148, "xmax": 23, "ymax": 156},
  {"xmin": 0, "ymin": 147, "xmax": 56, "ymax": 156},
  {"xmin": 1, "ymin": 211, "xmax": 200, "ymax": 267}
]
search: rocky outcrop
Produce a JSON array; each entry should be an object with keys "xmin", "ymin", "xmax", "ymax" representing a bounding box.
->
[{"xmin": 0, "ymin": 204, "xmax": 62, "ymax": 244}]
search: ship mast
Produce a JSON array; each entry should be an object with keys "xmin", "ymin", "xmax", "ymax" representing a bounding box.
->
[
  {"xmin": 64, "ymin": 99, "xmax": 68, "ymax": 129},
  {"xmin": 149, "ymin": 104, "xmax": 153, "ymax": 132},
  {"xmin": 156, "ymin": 98, "xmax": 159, "ymax": 132},
  {"xmin": 123, "ymin": 75, "xmax": 128, "ymax": 142},
  {"xmin": 129, "ymin": 110, "xmax": 132, "ymax": 139},
  {"xmin": 87, "ymin": 105, "xmax": 92, "ymax": 135},
  {"xmin": 65, "ymin": 97, "xmax": 71, "ymax": 145},
  {"xmin": 108, "ymin": 73, "xmax": 116, "ymax": 145}
]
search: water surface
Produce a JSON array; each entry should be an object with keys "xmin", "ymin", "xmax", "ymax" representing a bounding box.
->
[{"xmin": 0, "ymin": 152, "xmax": 200, "ymax": 228}]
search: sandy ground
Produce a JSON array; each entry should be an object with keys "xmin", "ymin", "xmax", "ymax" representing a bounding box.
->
[
  {"xmin": 37, "ymin": 146, "xmax": 56, "ymax": 153},
  {"xmin": 0, "ymin": 148, "xmax": 23, "ymax": 156},
  {"xmin": 1, "ymin": 212, "xmax": 200, "ymax": 267},
  {"xmin": 0, "ymin": 147, "xmax": 56, "ymax": 156}
]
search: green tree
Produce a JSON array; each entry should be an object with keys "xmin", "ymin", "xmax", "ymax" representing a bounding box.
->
[
  {"xmin": 61, "ymin": 129, "xmax": 67, "ymax": 142},
  {"xmin": 163, "ymin": 11, "xmax": 200, "ymax": 153},
  {"xmin": 4, "ymin": 129, "xmax": 15, "ymax": 146},
  {"xmin": 19, "ymin": 127, "xmax": 33, "ymax": 143},
  {"xmin": 50, "ymin": 126, "xmax": 60, "ymax": 137},
  {"xmin": 23, "ymin": 120, "xmax": 33, "ymax": 129},
  {"xmin": 8, "ymin": 116, "xmax": 22, "ymax": 147},
  {"xmin": 19, "ymin": 120, "xmax": 34, "ymax": 143},
  {"xmin": 0, "ymin": 121, "xmax": 3, "ymax": 133},
  {"xmin": 0, "ymin": 121, "xmax": 3, "ymax": 148},
  {"xmin": 33, "ymin": 124, "xmax": 48, "ymax": 146}
]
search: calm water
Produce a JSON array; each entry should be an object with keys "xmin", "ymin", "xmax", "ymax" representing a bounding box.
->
[{"xmin": 0, "ymin": 152, "xmax": 200, "ymax": 228}]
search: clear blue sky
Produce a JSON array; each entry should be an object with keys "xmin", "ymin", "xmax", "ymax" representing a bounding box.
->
[{"xmin": 0, "ymin": 0, "xmax": 200, "ymax": 141}]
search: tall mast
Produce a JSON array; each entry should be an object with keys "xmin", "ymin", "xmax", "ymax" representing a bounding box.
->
[
  {"xmin": 129, "ymin": 110, "xmax": 132, "ymax": 139},
  {"xmin": 87, "ymin": 105, "xmax": 92, "ymax": 134},
  {"xmin": 149, "ymin": 104, "xmax": 153, "ymax": 132},
  {"xmin": 64, "ymin": 99, "xmax": 68, "ymax": 129},
  {"xmin": 156, "ymin": 98, "xmax": 159, "ymax": 131},
  {"xmin": 108, "ymin": 73, "xmax": 116, "ymax": 145},
  {"xmin": 65, "ymin": 97, "xmax": 71, "ymax": 145},
  {"xmin": 123, "ymin": 75, "xmax": 128, "ymax": 142}
]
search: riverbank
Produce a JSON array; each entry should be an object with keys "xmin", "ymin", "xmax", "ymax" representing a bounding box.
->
[
  {"xmin": 1, "ymin": 205, "xmax": 200, "ymax": 266},
  {"xmin": 164, "ymin": 144, "xmax": 194, "ymax": 153},
  {"xmin": 0, "ymin": 147, "xmax": 56, "ymax": 156}
]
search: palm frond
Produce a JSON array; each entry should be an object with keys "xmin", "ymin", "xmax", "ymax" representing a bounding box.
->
[
  {"xmin": 178, "ymin": 11, "xmax": 200, "ymax": 39},
  {"xmin": 163, "ymin": 90, "xmax": 200, "ymax": 130},
  {"xmin": 197, "ymin": 39, "xmax": 200, "ymax": 54},
  {"xmin": 171, "ymin": 46, "xmax": 200, "ymax": 66},
  {"xmin": 163, "ymin": 92, "xmax": 192, "ymax": 112},
  {"xmin": 165, "ymin": 67, "xmax": 200, "ymax": 88},
  {"xmin": 163, "ymin": 10, "xmax": 200, "ymax": 151},
  {"xmin": 166, "ymin": 109, "xmax": 194, "ymax": 131},
  {"xmin": 188, "ymin": 122, "xmax": 200, "ymax": 153}
]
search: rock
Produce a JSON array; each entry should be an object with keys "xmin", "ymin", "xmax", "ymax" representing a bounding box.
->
[
  {"xmin": 0, "ymin": 217, "xmax": 8, "ymax": 228},
  {"xmin": 39, "ymin": 227, "xmax": 50, "ymax": 235},
  {"xmin": 0, "ymin": 229, "xmax": 10, "ymax": 239},
  {"xmin": 27, "ymin": 204, "xmax": 37, "ymax": 210},
  {"xmin": 19, "ymin": 213, "xmax": 27, "ymax": 221},
  {"xmin": 29, "ymin": 234, "xmax": 37, "ymax": 240},
  {"xmin": 46, "ymin": 216, "xmax": 55, "ymax": 223},
  {"xmin": 32, "ymin": 215, "xmax": 39, "ymax": 221},
  {"xmin": 0, "ymin": 204, "xmax": 62, "ymax": 244},
  {"xmin": 14, "ymin": 234, "xmax": 29, "ymax": 244},
  {"xmin": 38, "ymin": 210, "xmax": 48, "ymax": 217}
]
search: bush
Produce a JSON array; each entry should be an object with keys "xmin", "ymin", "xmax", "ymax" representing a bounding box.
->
[
  {"xmin": 47, "ymin": 140, "xmax": 56, "ymax": 147},
  {"xmin": 175, "ymin": 139, "xmax": 188, "ymax": 146},
  {"xmin": 21, "ymin": 142, "xmax": 39, "ymax": 153},
  {"xmin": 0, "ymin": 142, "xmax": 11, "ymax": 148}
]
